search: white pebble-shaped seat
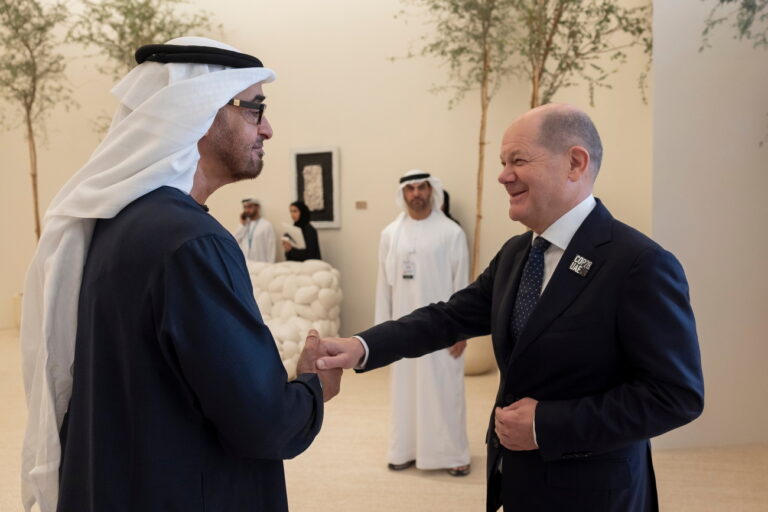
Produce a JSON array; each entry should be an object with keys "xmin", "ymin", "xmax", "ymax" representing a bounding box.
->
[{"xmin": 247, "ymin": 259, "xmax": 343, "ymax": 379}]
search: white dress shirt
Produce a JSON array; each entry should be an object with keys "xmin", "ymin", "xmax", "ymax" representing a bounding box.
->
[{"xmin": 536, "ymin": 194, "xmax": 597, "ymax": 293}]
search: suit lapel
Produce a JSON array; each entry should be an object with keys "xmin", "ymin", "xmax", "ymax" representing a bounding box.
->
[
  {"xmin": 507, "ymin": 200, "xmax": 613, "ymax": 364},
  {"xmin": 494, "ymin": 232, "xmax": 532, "ymax": 366}
]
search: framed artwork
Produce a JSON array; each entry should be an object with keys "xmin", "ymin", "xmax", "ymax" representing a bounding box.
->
[{"xmin": 291, "ymin": 146, "xmax": 340, "ymax": 229}]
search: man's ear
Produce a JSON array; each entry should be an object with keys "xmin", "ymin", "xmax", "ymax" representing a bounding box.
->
[{"xmin": 567, "ymin": 146, "xmax": 591, "ymax": 182}]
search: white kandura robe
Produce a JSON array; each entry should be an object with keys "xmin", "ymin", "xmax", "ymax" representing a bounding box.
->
[
  {"xmin": 235, "ymin": 218, "xmax": 276, "ymax": 263},
  {"xmin": 376, "ymin": 211, "xmax": 471, "ymax": 469}
]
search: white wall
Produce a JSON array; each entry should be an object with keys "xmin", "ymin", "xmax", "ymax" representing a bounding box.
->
[
  {"xmin": 652, "ymin": 2, "xmax": 768, "ymax": 448},
  {"xmin": 0, "ymin": 0, "xmax": 652, "ymax": 336}
]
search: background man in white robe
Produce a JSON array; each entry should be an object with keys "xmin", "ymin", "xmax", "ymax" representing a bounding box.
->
[
  {"xmin": 376, "ymin": 169, "xmax": 472, "ymax": 476},
  {"xmin": 235, "ymin": 197, "xmax": 276, "ymax": 262}
]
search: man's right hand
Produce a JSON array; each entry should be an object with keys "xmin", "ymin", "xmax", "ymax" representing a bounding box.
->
[
  {"xmin": 316, "ymin": 337, "xmax": 366, "ymax": 370},
  {"xmin": 297, "ymin": 330, "xmax": 342, "ymax": 402}
]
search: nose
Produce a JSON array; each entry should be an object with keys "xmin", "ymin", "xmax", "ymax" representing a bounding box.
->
[
  {"xmin": 258, "ymin": 115, "xmax": 273, "ymax": 140},
  {"xmin": 498, "ymin": 164, "xmax": 515, "ymax": 184}
]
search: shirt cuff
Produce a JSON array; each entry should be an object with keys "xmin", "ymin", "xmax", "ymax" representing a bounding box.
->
[
  {"xmin": 352, "ymin": 335, "xmax": 370, "ymax": 369},
  {"xmin": 532, "ymin": 417, "xmax": 539, "ymax": 449}
]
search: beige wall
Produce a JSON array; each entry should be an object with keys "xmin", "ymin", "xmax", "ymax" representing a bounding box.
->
[
  {"xmin": 0, "ymin": 0, "xmax": 652, "ymax": 334},
  {"xmin": 17, "ymin": 0, "xmax": 767, "ymax": 452},
  {"xmin": 651, "ymin": 2, "xmax": 768, "ymax": 448}
]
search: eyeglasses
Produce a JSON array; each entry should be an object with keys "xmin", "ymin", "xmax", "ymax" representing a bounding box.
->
[{"xmin": 227, "ymin": 98, "xmax": 266, "ymax": 125}]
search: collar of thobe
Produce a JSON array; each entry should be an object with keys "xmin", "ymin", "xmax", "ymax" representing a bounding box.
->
[{"xmin": 383, "ymin": 210, "xmax": 445, "ymax": 286}]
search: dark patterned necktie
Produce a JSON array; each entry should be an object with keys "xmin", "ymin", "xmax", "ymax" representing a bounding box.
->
[{"xmin": 511, "ymin": 236, "xmax": 551, "ymax": 341}]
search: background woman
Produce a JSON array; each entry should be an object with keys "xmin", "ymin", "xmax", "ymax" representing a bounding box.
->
[{"xmin": 283, "ymin": 201, "xmax": 321, "ymax": 261}]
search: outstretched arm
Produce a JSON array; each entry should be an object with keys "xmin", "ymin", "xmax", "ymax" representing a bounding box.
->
[{"xmin": 316, "ymin": 337, "xmax": 367, "ymax": 371}]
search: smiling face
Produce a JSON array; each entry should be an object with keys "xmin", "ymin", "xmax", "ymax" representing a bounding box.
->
[
  {"xmin": 199, "ymin": 82, "xmax": 273, "ymax": 183},
  {"xmin": 497, "ymin": 106, "xmax": 593, "ymax": 233}
]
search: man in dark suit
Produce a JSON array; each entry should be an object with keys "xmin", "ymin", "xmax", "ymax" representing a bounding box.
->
[{"xmin": 317, "ymin": 103, "xmax": 704, "ymax": 511}]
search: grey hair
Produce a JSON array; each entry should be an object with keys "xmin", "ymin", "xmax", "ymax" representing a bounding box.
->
[{"xmin": 538, "ymin": 109, "xmax": 603, "ymax": 175}]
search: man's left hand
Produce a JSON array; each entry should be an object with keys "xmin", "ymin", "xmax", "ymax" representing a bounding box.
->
[
  {"xmin": 448, "ymin": 340, "xmax": 467, "ymax": 358},
  {"xmin": 494, "ymin": 397, "xmax": 538, "ymax": 451}
]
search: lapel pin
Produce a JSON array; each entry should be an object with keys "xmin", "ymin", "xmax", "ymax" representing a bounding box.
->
[{"xmin": 569, "ymin": 254, "xmax": 593, "ymax": 277}]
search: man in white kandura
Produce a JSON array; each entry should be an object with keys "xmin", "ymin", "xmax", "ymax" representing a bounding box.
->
[
  {"xmin": 376, "ymin": 169, "xmax": 472, "ymax": 476},
  {"xmin": 235, "ymin": 197, "xmax": 276, "ymax": 262}
]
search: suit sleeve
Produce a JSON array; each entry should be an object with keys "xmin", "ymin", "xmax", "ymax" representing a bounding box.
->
[
  {"xmin": 360, "ymin": 242, "xmax": 500, "ymax": 370},
  {"xmin": 374, "ymin": 230, "xmax": 393, "ymax": 325},
  {"xmin": 157, "ymin": 235, "xmax": 323, "ymax": 460},
  {"xmin": 535, "ymin": 246, "xmax": 704, "ymax": 461}
]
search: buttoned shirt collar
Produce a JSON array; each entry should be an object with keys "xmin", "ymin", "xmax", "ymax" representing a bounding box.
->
[{"xmin": 534, "ymin": 194, "xmax": 596, "ymax": 250}]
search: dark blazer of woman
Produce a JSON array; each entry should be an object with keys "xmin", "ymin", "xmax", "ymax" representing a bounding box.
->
[{"xmin": 285, "ymin": 201, "xmax": 321, "ymax": 261}]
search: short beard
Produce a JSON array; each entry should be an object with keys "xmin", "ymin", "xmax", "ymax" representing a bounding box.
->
[
  {"xmin": 210, "ymin": 111, "xmax": 263, "ymax": 182},
  {"xmin": 231, "ymin": 157, "xmax": 263, "ymax": 182},
  {"xmin": 407, "ymin": 197, "xmax": 428, "ymax": 212}
]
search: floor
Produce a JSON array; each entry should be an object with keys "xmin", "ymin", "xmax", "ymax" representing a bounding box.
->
[{"xmin": 2, "ymin": 329, "xmax": 766, "ymax": 511}]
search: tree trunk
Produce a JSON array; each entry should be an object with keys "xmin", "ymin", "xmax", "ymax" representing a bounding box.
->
[
  {"xmin": 25, "ymin": 109, "xmax": 41, "ymax": 240},
  {"xmin": 530, "ymin": 73, "xmax": 541, "ymax": 108},
  {"xmin": 471, "ymin": 44, "xmax": 491, "ymax": 280}
]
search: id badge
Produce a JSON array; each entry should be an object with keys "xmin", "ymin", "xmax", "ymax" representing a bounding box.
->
[{"xmin": 402, "ymin": 259, "xmax": 416, "ymax": 280}]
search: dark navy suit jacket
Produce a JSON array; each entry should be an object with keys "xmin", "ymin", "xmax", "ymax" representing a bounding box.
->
[
  {"xmin": 58, "ymin": 187, "xmax": 323, "ymax": 512},
  {"xmin": 358, "ymin": 200, "xmax": 704, "ymax": 512}
]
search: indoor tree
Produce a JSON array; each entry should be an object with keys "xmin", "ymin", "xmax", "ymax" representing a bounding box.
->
[
  {"xmin": 69, "ymin": 0, "xmax": 217, "ymax": 80},
  {"xmin": 702, "ymin": 0, "xmax": 768, "ymax": 49},
  {"xmin": 701, "ymin": 0, "xmax": 767, "ymax": 145},
  {"xmin": 509, "ymin": 0, "xmax": 652, "ymax": 108},
  {"xmin": 68, "ymin": 0, "xmax": 217, "ymax": 132},
  {"xmin": 0, "ymin": 0, "xmax": 72, "ymax": 240},
  {"xmin": 400, "ymin": 0, "xmax": 652, "ymax": 278},
  {"xmin": 399, "ymin": 0, "xmax": 519, "ymax": 279}
]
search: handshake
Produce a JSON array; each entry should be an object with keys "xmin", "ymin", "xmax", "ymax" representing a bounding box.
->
[{"xmin": 294, "ymin": 330, "xmax": 367, "ymax": 402}]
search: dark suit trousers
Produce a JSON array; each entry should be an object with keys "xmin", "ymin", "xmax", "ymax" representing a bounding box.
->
[{"xmin": 489, "ymin": 442, "xmax": 657, "ymax": 512}]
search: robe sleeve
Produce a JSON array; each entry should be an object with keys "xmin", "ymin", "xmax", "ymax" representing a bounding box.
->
[
  {"xmin": 156, "ymin": 234, "xmax": 323, "ymax": 460},
  {"xmin": 263, "ymin": 221, "xmax": 276, "ymax": 263},
  {"xmin": 451, "ymin": 227, "xmax": 470, "ymax": 293},
  {"xmin": 233, "ymin": 223, "xmax": 247, "ymax": 244},
  {"xmin": 374, "ymin": 230, "xmax": 393, "ymax": 325}
]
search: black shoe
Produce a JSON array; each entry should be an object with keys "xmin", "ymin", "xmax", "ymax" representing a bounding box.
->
[
  {"xmin": 447, "ymin": 464, "xmax": 471, "ymax": 477},
  {"xmin": 387, "ymin": 460, "xmax": 416, "ymax": 471}
]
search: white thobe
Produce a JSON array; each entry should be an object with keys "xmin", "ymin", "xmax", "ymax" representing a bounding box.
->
[
  {"xmin": 376, "ymin": 211, "xmax": 471, "ymax": 469},
  {"xmin": 235, "ymin": 218, "xmax": 276, "ymax": 263}
]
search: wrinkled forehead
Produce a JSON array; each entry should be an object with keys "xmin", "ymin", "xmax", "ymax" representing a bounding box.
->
[
  {"xmin": 501, "ymin": 116, "xmax": 545, "ymax": 156},
  {"xmin": 503, "ymin": 113, "xmax": 542, "ymax": 143}
]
